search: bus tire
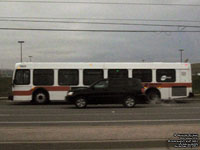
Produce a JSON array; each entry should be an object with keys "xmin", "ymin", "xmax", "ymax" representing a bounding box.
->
[
  {"xmin": 33, "ymin": 91, "xmax": 49, "ymax": 104},
  {"xmin": 75, "ymin": 97, "xmax": 87, "ymax": 108},
  {"xmin": 146, "ymin": 90, "xmax": 161, "ymax": 104},
  {"xmin": 123, "ymin": 96, "xmax": 136, "ymax": 108}
]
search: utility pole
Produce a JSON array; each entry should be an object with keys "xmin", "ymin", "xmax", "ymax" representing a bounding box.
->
[
  {"xmin": 18, "ymin": 41, "xmax": 24, "ymax": 62},
  {"xmin": 179, "ymin": 49, "xmax": 184, "ymax": 62}
]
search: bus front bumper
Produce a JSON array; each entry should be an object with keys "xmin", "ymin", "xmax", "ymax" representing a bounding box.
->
[{"xmin": 8, "ymin": 95, "xmax": 13, "ymax": 101}]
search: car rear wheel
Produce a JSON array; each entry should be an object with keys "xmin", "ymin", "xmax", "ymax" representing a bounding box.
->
[
  {"xmin": 75, "ymin": 97, "xmax": 87, "ymax": 108},
  {"xmin": 123, "ymin": 96, "xmax": 136, "ymax": 108}
]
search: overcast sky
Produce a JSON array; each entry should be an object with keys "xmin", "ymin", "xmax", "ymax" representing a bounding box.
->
[{"xmin": 0, "ymin": 0, "xmax": 200, "ymax": 69}]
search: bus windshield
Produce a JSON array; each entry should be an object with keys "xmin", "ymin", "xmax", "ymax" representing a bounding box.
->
[{"xmin": 14, "ymin": 69, "xmax": 30, "ymax": 85}]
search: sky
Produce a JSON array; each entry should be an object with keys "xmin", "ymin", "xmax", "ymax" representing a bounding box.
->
[{"xmin": 0, "ymin": 0, "xmax": 200, "ymax": 69}]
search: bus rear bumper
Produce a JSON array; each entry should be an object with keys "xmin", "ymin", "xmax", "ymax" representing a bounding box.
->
[{"xmin": 189, "ymin": 92, "xmax": 194, "ymax": 97}]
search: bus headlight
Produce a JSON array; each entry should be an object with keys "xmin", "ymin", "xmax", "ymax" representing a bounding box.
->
[{"xmin": 68, "ymin": 92, "xmax": 74, "ymax": 96}]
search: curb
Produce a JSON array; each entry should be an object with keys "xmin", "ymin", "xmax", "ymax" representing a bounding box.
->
[{"xmin": 0, "ymin": 139, "xmax": 174, "ymax": 149}]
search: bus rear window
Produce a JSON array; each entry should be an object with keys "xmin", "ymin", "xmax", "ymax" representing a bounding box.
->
[{"xmin": 14, "ymin": 69, "xmax": 30, "ymax": 85}]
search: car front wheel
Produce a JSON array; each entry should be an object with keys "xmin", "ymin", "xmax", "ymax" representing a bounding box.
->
[
  {"xmin": 75, "ymin": 97, "xmax": 87, "ymax": 108},
  {"xmin": 123, "ymin": 96, "xmax": 136, "ymax": 108}
]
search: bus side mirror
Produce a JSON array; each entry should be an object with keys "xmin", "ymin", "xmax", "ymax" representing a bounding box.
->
[{"xmin": 12, "ymin": 79, "xmax": 16, "ymax": 87}]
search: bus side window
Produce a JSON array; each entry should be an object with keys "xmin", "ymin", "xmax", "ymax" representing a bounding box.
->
[
  {"xmin": 156, "ymin": 69, "xmax": 176, "ymax": 82},
  {"xmin": 58, "ymin": 69, "xmax": 79, "ymax": 85},
  {"xmin": 132, "ymin": 69, "xmax": 152, "ymax": 82},
  {"xmin": 33, "ymin": 69, "xmax": 54, "ymax": 86},
  {"xmin": 108, "ymin": 69, "xmax": 128, "ymax": 79},
  {"xmin": 83, "ymin": 69, "xmax": 104, "ymax": 85}
]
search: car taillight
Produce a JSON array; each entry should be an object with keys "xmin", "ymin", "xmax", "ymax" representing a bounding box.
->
[{"xmin": 141, "ymin": 87, "xmax": 145, "ymax": 94}]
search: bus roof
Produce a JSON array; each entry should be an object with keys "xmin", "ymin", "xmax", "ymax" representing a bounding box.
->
[{"xmin": 15, "ymin": 62, "xmax": 191, "ymax": 70}]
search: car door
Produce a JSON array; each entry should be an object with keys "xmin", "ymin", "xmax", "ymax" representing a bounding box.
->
[
  {"xmin": 88, "ymin": 80, "xmax": 110, "ymax": 104},
  {"xmin": 108, "ymin": 79, "xmax": 126, "ymax": 104}
]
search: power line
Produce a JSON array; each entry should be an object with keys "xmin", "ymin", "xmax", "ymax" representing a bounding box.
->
[
  {"xmin": 1, "ymin": 19, "xmax": 200, "ymax": 28},
  {"xmin": 0, "ymin": 1, "xmax": 200, "ymax": 7},
  {"xmin": 0, "ymin": 27, "xmax": 200, "ymax": 32},
  {"xmin": 1, "ymin": 17, "xmax": 200, "ymax": 23}
]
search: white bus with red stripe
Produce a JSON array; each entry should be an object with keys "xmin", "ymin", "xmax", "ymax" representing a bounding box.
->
[{"xmin": 10, "ymin": 62, "xmax": 192, "ymax": 104}]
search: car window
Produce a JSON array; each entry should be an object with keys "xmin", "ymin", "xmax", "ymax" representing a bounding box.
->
[
  {"xmin": 109, "ymin": 79, "xmax": 126, "ymax": 88},
  {"xmin": 94, "ymin": 80, "xmax": 108, "ymax": 89}
]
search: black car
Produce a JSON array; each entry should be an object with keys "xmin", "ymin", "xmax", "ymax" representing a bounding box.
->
[{"xmin": 66, "ymin": 78, "xmax": 145, "ymax": 108}]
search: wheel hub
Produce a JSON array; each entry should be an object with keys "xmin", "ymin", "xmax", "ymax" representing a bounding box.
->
[
  {"xmin": 126, "ymin": 98, "xmax": 135, "ymax": 107},
  {"xmin": 76, "ymin": 99, "xmax": 86, "ymax": 107},
  {"xmin": 36, "ymin": 93, "xmax": 46, "ymax": 103}
]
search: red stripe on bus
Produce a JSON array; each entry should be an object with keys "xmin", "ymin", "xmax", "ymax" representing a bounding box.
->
[
  {"xmin": 13, "ymin": 86, "xmax": 71, "ymax": 96},
  {"xmin": 13, "ymin": 90, "xmax": 33, "ymax": 96},
  {"xmin": 13, "ymin": 83, "xmax": 192, "ymax": 96},
  {"xmin": 143, "ymin": 83, "xmax": 192, "ymax": 88}
]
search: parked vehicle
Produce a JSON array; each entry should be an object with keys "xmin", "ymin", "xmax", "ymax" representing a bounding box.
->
[{"xmin": 66, "ymin": 78, "xmax": 145, "ymax": 108}]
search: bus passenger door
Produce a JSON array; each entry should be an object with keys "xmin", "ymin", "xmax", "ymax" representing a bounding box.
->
[{"xmin": 12, "ymin": 69, "xmax": 32, "ymax": 101}]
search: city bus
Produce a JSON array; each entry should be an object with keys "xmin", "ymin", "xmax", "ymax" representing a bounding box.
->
[{"xmin": 9, "ymin": 62, "xmax": 192, "ymax": 104}]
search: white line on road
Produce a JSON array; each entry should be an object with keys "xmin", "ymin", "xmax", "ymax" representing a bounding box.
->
[
  {"xmin": 0, "ymin": 111, "xmax": 199, "ymax": 117},
  {"xmin": 0, "ymin": 139, "xmax": 167, "ymax": 144},
  {"xmin": 0, "ymin": 119, "xmax": 200, "ymax": 124}
]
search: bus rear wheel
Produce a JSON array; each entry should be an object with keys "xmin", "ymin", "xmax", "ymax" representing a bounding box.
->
[
  {"xmin": 146, "ymin": 91, "xmax": 161, "ymax": 104},
  {"xmin": 33, "ymin": 92, "xmax": 49, "ymax": 104}
]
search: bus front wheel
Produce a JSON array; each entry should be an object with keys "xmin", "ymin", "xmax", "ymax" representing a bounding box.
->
[{"xmin": 33, "ymin": 91, "xmax": 49, "ymax": 104}]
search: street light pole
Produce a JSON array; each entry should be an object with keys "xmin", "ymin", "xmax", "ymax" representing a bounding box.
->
[
  {"xmin": 29, "ymin": 56, "xmax": 32, "ymax": 62},
  {"xmin": 179, "ymin": 49, "xmax": 184, "ymax": 63},
  {"xmin": 18, "ymin": 41, "xmax": 24, "ymax": 62}
]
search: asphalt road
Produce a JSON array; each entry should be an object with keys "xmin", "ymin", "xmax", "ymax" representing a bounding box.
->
[
  {"xmin": 0, "ymin": 99, "xmax": 200, "ymax": 150},
  {"xmin": 0, "ymin": 99, "xmax": 200, "ymax": 125}
]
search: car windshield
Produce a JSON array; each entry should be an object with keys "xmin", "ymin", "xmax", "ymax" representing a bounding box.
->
[{"xmin": 89, "ymin": 79, "xmax": 104, "ymax": 87}]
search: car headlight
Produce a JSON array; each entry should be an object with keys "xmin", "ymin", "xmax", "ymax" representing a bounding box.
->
[{"xmin": 68, "ymin": 91, "xmax": 74, "ymax": 96}]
